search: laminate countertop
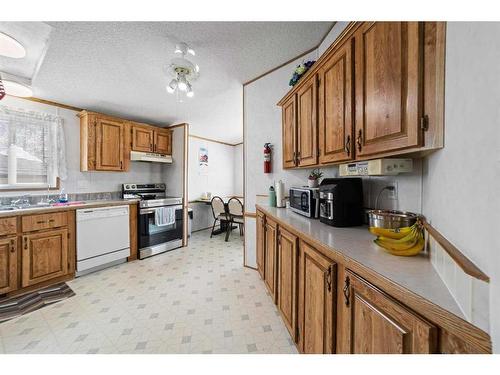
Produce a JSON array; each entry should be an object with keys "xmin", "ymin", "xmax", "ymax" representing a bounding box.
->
[
  {"xmin": 256, "ymin": 204, "xmax": 464, "ymax": 320},
  {"xmin": 0, "ymin": 199, "xmax": 139, "ymax": 218}
]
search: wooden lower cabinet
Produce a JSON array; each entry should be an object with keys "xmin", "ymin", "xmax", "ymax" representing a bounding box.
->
[
  {"xmin": 277, "ymin": 228, "xmax": 298, "ymax": 341},
  {"xmin": 256, "ymin": 210, "xmax": 265, "ymax": 279},
  {"xmin": 0, "ymin": 237, "xmax": 17, "ymax": 294},
  {"xmin": 264, "ymin": 218, "xmax": 278, "ymax": 302},
  {"xmin": 21, "ymin": 229, "xmax": 69, "ymax": 288},
  {"xmin": 338, "ymin": 270, "xmax": 437, "ymax": 354},
  {"xmin": 297, "ymin": 240, "xmax": 336, "ymax": 354}
]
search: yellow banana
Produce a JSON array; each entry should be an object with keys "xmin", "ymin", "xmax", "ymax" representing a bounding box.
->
[
  {"xmin": 376, "ymin": 227, "xmax": 420, "ymax": 245},
  {"xmin": 369, "ymin": 225, "xmax": 414, "ymax": 239},
  {"xmin": 381, "ymin": 236, "xmax": 425, "ymax": 256}
]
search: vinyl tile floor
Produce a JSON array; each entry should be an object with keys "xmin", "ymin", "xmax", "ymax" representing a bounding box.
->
[{"xmin": 0, "ymin": 229, "xmax": 298, "ymax": 354}]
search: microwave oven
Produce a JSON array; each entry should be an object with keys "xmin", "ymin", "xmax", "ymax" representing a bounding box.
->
[{"xmin": 288, "ymin": 187, "xmax": 319, "ymax": 218}]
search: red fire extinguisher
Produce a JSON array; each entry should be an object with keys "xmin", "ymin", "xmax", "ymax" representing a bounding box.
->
[{"xmin": 264, "ymin": 143, "xmax": 272, "ymax": 174}]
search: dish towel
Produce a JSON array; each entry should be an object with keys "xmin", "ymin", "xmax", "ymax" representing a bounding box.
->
[{"xmin": 155, "ymin": 207, "xmax": 176, "ymax": 226}]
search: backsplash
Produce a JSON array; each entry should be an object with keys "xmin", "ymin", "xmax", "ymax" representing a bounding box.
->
[{"xmin": 0, "ymin": 191, "xmax": 122, "ymax": 206}]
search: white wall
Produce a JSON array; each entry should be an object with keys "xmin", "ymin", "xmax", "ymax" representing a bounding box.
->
[
  {"xmin": 233, "ymin": 144, "xmax": 243, "ymax": 197},
  {"xmin": 422, "ymin": 22, "xmax": 500, "ymax": 352},
  {"xmin": 0, "ymin": 96, "xmax": 166, "ymax": 197},
  {"xmin": 187, "ymin": 137, "xmax": 236, "ymax": 201},
  {"xmin": 163, "ymin": 126, "xmax": 186, "ymax": 198}
]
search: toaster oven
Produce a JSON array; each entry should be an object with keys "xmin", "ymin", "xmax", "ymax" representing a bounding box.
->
[{"xmin": 289, "ymin": 187, "xmax": 319, "ymax": 218}]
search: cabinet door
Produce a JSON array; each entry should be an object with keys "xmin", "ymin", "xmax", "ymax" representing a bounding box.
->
[
  {"xmin": 340, "ymin": 270, "xmax": 437, "ymax": 353},
  {"xmin": 282, "ymin": 95, "xmax": 297, "ymax": 169},
  {"xmin": 96, "ymin": 117, "xmax": 125, "ymax": 171},
  {"xmin": 264, "ymin": 218, "xmax": 278, "ymax": 302},
  {"xmin": 297, "ymin": 241, "xmax": 336, "ymax": 353},
  {"xmin": 354, "ymin": 22, "xmax": 422, "ymax": 156},
  {"xmin": 297, "ymin": 76, "xmax": 318, "ymax": 167},
  {"xmin": 277, "ymin": 228, "xmax": 298, "ymax": 341},
  {"xmin": 0, "ymin": 237, "xmax": 17, "ymax": 294},
  {"xmin": 318, "ymin": 39, "xmax": 354, "ymax": 164},
  {"xmin": 256, "ymin": 211, "xmax": 265, "ymax": 280},
  {"xmin": 155, "ymin": 129, "xmax": 172, "ymax": 155},
  {"xmin": 131, "ymin": 125, "xmax": 154, "ymax": 152},
  {"xmin": 22, "ymin": 229, "xmax": 68, "ymax": 288}
]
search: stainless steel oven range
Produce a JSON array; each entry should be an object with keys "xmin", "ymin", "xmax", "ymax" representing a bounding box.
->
[{"xmin": 122, "ymin": 183, "xmax": 183, "ymax": 259}]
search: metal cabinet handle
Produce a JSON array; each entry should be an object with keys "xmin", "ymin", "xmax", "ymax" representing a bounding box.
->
[
  {"xmin": 36, "ymin": 220, "xmax": 45, "ymax": 224},
  {"xmin": 10, "ymin": 239, "xmax": 15, "ymax": 253},
  {"xmin": 23, "ymin": 236, "xmax": 28, "ymax": 250},
  {"xmin": 343, "ymin": 276, "xmax": 351, "ymax": 306},
  {"xmin": 345, "ymin": 135, "xmax": 351, "ymax": 155},
  {"xmin": 356, "ymin": 130, "xmax": 362, "ymax": 152}
]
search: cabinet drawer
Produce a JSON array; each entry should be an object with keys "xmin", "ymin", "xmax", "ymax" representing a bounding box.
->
[
  {"xmin": 0, "ymin": 217, "xmax": 17, "ymax": 236},
  {"xmin": 22, "ymin": 212, "xmax": 68, "ymax": 232}
]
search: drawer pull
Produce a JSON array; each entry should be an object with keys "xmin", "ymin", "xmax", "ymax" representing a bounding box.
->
[
  {"xmin": 49, "ymin": 219, "xmax": 56, "ymax": 223},
  {"xmin": 10, "ymin": 239, "xmax": 15, "ymax": 253},
  {"xmin": 23, "ymin": 236, "xmax": 28, "ymax": 250},
  {"xmin": 356, "ymin": 130, "xmax": 362, "ymax": 152},
  {"xmin": 345, "ymin": 135, "xmax": 351, "ymax": 155},
  {"xmin": 343, "ymin": 276, "xmax": 351, "ymax": 307},
  {"xmin": 36, "ymin": 220, "xmax": 45, "ymax": 224}
]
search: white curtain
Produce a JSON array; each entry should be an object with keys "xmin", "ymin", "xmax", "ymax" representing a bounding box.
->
[{"xmin": 0, "ymin": 105, "xmax": 67, "ymax": 187}]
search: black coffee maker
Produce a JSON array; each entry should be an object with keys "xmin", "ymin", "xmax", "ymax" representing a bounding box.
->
[{"xmin": 319, "ymin": 178, "xmax": 363, "ymax": 227}]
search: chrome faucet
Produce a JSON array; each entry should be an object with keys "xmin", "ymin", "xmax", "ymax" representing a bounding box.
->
[{"xmin": 11, "ymin": 194, "xmax": 31, "ymax": 208}]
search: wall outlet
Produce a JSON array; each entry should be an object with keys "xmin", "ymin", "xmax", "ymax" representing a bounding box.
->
[{"xmin": 387, "ymin": 181, "xmax": 398, "ymax": 200}]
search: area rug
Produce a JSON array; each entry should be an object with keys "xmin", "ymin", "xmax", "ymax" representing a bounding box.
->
[{"xmin": 0, "ymin": 283, "xmax": 75, "ymax": 323}]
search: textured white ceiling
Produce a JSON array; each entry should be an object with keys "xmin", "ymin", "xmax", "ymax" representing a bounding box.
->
[{"xmin": 30, "ymin": 22, "xmax": 332, "ymax": 142}]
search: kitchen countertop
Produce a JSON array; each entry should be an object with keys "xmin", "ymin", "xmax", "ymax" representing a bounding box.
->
[
  {"xmin": 0, "ymin": 199, "xmax": 139, "ymax": 218},
  {"xmin": 256, "ymin": 204, "xmax": 464, "ymax": 320}
]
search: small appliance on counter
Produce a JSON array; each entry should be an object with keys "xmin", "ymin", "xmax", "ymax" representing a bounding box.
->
[
  {"xmin": 319, "ymin": 178, "xmax": 363, "ymax": 227},
  {"xmin": 289, "ymin": 186, "xmax": 320, "ymax": 218}
]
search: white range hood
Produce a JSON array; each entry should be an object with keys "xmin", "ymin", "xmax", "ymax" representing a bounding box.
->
[{"xmin": 130, "ymin": 151, "xmax": 173, "ymax": 164}]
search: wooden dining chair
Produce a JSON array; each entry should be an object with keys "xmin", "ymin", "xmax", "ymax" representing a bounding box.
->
[
  {"xmin": 210, "ymin": 196, "xmax": 228, "ymax": 238},
  {"xmin": 226, "ymin": 197, "xmax": 244, "ymax": 241}
]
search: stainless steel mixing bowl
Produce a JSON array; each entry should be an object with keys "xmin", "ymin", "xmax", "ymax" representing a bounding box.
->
[{"xmin": 367, "ymin": 209, "xmax": 419, "ymax": 229}]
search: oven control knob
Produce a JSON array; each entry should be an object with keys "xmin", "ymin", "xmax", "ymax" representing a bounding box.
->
[
  {"xmin": 125, "ymin": 184, "xmax": 130, "ymax": 190},
  {"xmin": 131, "ymin": 185, "xmax": 136, "ymax": 189}
]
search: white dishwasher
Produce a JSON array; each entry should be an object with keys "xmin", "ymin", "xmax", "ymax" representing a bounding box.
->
[{"xmin": 76, "ymin": 205, "xmax": 130, "ymax": 275}]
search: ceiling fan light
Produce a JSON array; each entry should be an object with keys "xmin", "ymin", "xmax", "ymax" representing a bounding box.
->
[
  {"xmin": 0, "ymin": 32, "xmax": 26, "ymax": 59},
  {"xmin": 178, "ymin": 81, "xmax": 187, "ymax": 91},
  {"xmin": 186, "ymin": 89, "xmax": 194, "ymax": 98},
  {"xmin": 2, "ymin": 80, "xmax": 32, "ymax": 97},
  {"xmin": 166, "ymin": 79, "xmax": 177, "ymax": 94},
  {"xmin": 187, "ymin": 48, "xmax": 195, "ymax": 56}
]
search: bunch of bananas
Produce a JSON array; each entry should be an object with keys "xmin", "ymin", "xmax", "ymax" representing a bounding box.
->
[{"xmin": 369, "ymin": 220, "xmax": 425, "ymax": 256}]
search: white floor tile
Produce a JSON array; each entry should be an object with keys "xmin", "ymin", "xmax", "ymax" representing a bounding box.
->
[{"xmin": 0, "ymin": 229, "xmax": 296, "ymax": 354}]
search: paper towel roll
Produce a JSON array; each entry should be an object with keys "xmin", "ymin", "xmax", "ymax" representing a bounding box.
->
[{"xmin": 276, "ymin": 180, "xmax": 285, "ymax": 208}]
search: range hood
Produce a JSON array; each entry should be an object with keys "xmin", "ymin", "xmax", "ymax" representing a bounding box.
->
[{"xmin": 130, "ymin": 151, "xmax": 173, "ymax": 164}]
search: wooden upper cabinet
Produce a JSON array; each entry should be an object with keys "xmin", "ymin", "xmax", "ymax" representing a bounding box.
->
[
  {"xmin": 0, "ymin": 236, "xmax": 18, "ymax": 294},
  {"xmin": 339, "ymin": 270, "xmax": 437, "ymax": 354},
  {"xmin": 131, "ymin": 125, "xmax": 154, "ymax": 152},
  {"xmin": 256, "ymin": 210, "xmax": 265, "ymax": 279},
  {"xmin": 155, "ymin": 129, "xmax": 172, "ymax": 155},
  {"xmin": 354, "ymin": 22, "xmax": 422, "ymax": 156},
  {"xmin": 264, "ymin": 217, "xmax": 278, "ymax": 302},
  {"xmin": 282, "ymin": 95, "xmax": 297, "ymax": 169},
  {"xmin": 318, "ymin": 38, "xmax": 354, "ymax": 164},
  {"xmin": 296, "ymin": 76, "xmax": 318, "ymax": 167},
  {"xmin": 96, "ymin": 117, "xmax": 125, "ymax": 171},
  {"xmin": 79, "ymin": 111, "xmax": 128, "ymax": 172},
  {"xmin": 21, "ymin": 229, "xmax": 68, "ymax": 288},
  {"xmin": 297, "ymin": 240, "xmax": 336, "ymax": 354},
  {"xmin": 277, "ymin": 227, "xmax": 298, "ymax": 341}
]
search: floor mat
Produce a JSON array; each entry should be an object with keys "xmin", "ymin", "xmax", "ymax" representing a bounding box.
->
[{"xmin": 0, "ymin": 283, "xmax": 75, "ymax": 323}]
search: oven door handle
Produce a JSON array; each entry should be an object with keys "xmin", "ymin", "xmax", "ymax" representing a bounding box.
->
[{"xmin": 140, "ymin": 205, "xmax": 183, "ymax": 215}]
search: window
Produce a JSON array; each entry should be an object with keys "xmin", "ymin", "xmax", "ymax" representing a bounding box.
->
[{"xmin": 0, "ymin": 105, "xmax": 67, "ymax": 189}]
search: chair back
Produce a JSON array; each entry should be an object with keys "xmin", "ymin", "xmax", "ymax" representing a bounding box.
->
[
  {"xmin": 227, "ymin": 197, "xmax": 244, "ymax": 217},
  {"xmin": 211, "ymin": 196, "xmax": 226, "ymax": 219}
]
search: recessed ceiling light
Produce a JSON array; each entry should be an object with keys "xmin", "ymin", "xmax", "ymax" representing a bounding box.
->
[
  {"xmin": 2, "ymin": 80, "xmax": 33, "ymax": 97},
  {"xmin": 0, "ymin": 32, "xmax": 26, "ymax": 59}
]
